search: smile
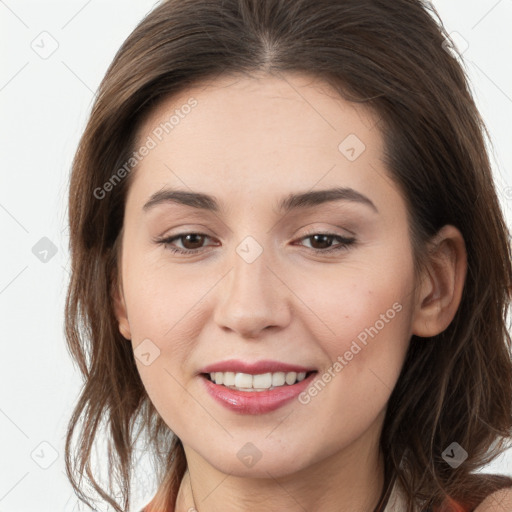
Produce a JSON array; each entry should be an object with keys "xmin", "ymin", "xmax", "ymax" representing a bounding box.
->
[
  {"xmin": 200, "ymin": 370, "xmax": 318, "ymax": 414},
  {"xmin": 204, "ymin": 370, "xmax": 312, "ymax": 391}
]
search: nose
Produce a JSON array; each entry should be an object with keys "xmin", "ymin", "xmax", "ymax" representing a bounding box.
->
[{"xmin": 213, "ymin": 244, "xmax": 291, "ymax": 339}]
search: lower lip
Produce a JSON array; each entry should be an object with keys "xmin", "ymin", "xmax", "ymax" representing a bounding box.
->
[{"xmin": 200, "ymin": 372, "xmax": 317, "ymax": 414}]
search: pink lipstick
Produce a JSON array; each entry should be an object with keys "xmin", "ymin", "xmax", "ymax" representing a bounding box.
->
[{"xmin": 198, "ymin": 359, "xmax": 318, "ymax": 414}]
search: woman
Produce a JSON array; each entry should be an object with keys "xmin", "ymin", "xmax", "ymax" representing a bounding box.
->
[{"xmin": 64, "ymin": 1, "xmax": 512, "ymax": 511}]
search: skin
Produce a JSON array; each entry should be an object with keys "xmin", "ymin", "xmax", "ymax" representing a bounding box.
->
[{"xmin": 113, "ymin": 71, "xmax": 467, "ymax": 512}]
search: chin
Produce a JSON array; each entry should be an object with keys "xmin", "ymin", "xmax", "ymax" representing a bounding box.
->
[{"xmin": 188, "ymin": 437, "xmax": 320, "ymax": 479}]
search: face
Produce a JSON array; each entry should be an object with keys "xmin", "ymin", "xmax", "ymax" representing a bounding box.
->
[{"xmin": 115, "ymin": 72, "xmax": 420, "ymax": 478}]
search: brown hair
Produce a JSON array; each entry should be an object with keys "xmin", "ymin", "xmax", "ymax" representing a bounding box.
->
[{"xmin": 64, "ymin": 1, "xmax": 512, "ymax": 511}]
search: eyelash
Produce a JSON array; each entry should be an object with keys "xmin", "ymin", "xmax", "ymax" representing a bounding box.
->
[{"xmin": 155, "ymin": 231, "xmax": 356, "ymax": 255}]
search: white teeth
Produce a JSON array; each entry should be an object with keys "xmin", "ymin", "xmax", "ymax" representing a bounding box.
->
[
  {"xmin": 253, "ymin": 372, "xmax": 272, "ymax": 388},
  {"xmin": 272, "ymin": 372, "xmax": 285, "ymax": 387},
  {"xmin": 207, "ymin": 370, "xmax": 311, "ymax": 390},
  {"xmin": 285, "ymin": 371, "xmax": 297, "ymax": 385},
  {"xmin": 235, "ymin": 372, "xmax": 253, "ymax": 388},
  {"xmin": 223, "ymin": 371, "xmax": 236, "ymax": 386}
]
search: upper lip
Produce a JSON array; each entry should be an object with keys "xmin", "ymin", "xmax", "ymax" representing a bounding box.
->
[{"xmin": 199, "ymin": 359, "xmax": 317, "ymax": 375}]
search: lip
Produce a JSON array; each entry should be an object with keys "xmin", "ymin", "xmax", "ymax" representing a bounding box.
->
[
  {"xmin": 199, "ymin": 359, "xmax": 316, "ymax": 375},
  {"xmin": 200, "ymin": 371, "xmax": 318, "ymax": 414}
]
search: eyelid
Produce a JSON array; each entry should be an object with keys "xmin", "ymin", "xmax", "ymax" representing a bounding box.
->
[
  {"xmin": 154, "ymin": 228, "xmax": 356, "ymax": 256},
  {"xmin": 298, "ymin": 225, "xmax": 356, "ymax": 239},
  {"xmin": 153, "ymin": 225, "xmax": 353, "ymax": 245}
]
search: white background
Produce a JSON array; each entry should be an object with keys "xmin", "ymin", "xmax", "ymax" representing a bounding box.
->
[{"xmin": 1, "ymin": 0, "xmax": 511, "ymax": 511}]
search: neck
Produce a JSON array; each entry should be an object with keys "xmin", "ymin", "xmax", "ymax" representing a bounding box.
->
[{"xmin": 174, "ymin": 421, "xmax": 386, "ymax": 512}]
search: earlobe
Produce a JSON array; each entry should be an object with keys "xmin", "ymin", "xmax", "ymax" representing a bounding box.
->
[
  {"xmin": 411, "ymin": 225, "xmax": 467, "ymax": 338},
  {"xmin": 112, "ymin": 281, "xmax": 132, "ymax": 340}
]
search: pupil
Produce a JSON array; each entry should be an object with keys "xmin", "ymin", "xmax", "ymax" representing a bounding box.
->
[
  {"xmin": 185, "ymin": 234, "xmax": 203, "ymax": 249},
  {"xmin": 312, "ymin": 234, "xmax": 331, "ymax": 249}
]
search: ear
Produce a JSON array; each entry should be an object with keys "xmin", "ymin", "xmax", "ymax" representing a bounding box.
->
[
  {"xmin": 112, "ymin": 276, "xmax": 132, "ymax": 340},
  {"xmin": 411, "ymin": 225, "xmax": 467, "ymax": 337}
]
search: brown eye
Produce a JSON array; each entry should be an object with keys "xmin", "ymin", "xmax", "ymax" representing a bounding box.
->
[
  {"xmin": 178, "ymin": 233, "xmax": 207, "ymax": 250},
  {"xmin": 156, "ymin": 231, "xmax": 355, "ymax": 256},
  {"xmin": 308, "ymin": 234, "xmax": 336, "ymax": 250},
  {"xmin": 156, "ymin": 232, "xmax": 215, "ymax": 255},
  {"xmin": 298, "ymin": 232, "xmax": 356, "ymax": 254}
]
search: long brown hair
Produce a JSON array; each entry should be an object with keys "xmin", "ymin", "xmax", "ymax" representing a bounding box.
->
[{"xmin": 64, "ymin": 1, "xmax": 512, "ymax": 510}]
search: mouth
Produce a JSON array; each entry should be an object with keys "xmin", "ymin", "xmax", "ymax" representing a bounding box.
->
[
  {"xmin": 200, "ymin": 370, "xmax": 318, "ymax": 392},
  {"xmin": 200, "ymin": 369, "xmax": 319, "ymax": 414}
]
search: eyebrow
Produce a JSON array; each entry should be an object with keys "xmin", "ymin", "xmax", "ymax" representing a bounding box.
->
[{"xmin": 143, "ymin": 186, "xmax": 378, "ymax": 214}]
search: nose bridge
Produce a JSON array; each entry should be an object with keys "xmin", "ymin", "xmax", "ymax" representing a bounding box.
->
[{"xmin": 213, "ymin": 234, "xmax": 290, "ymax": 337}]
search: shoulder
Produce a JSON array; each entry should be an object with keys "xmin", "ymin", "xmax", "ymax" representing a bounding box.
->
[
  {"xmin": 473, "ymin": 485, "xmax": 512, "ymax": 512},
  {"xmin": 465, "ymin": 472, "xmax": 512, "ymax": 512},
  {"xmin": 433, "ymin": 473, "xmax": 512, "ymax": 512}
]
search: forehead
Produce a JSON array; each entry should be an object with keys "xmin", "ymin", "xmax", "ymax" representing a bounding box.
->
[
  {"xmin": 128, "ymin": 71, "xmax": 390, "ymax": 212},
  {"xmin": 136, "ymin": 71, "xmax": 380, "ymax": 147}
]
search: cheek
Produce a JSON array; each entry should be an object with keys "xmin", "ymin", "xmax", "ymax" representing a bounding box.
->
[
  {"xmin": 121, "ymin": 251, "xmax": 222, "ymax": 406},
  {"xmin": 122, "ymin": 248, "xmax": 222, "ymax": 342},
  {"xmin": 293, "ymin": 249, "xmax": 415, "ymax": 356},
  {"xmin": 292, "ymin": 253, "xmax": 415, "ymax": 415}
]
